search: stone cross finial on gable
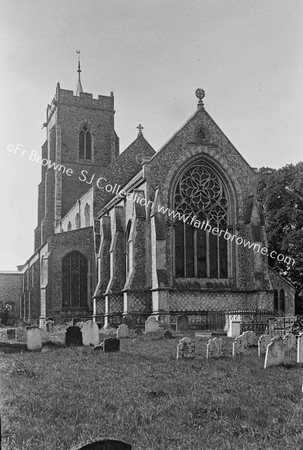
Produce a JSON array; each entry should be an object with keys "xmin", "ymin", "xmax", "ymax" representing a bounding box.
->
[
  {"xmin": 195, "ymin": 88, "xmax": 205, "ymax": 108},
  {"xmin": 137, "ymin": 124, "xmax": 144, "ymax": 137}
]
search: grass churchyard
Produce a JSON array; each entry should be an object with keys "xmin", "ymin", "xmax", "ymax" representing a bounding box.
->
[{"xmin": 1, "ymin": 326, "xmax": 303, "ymax": 450}]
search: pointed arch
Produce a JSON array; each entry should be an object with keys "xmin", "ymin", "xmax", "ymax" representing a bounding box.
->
[
  {"xmin": 62, "ymin": 251, "xmax": 88, "ymax": 308},
  {"xmin": 172, "ymin": 158, "xmax": 232, "ymax": 279},
  {"xmin": 79, "ymin": 123, "xmax": 92, "ymax": 161}
]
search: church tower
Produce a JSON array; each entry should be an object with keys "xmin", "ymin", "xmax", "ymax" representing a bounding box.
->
[{"xmin": 34, "ymin": 56, "xmax": 119, "ymax": 250}]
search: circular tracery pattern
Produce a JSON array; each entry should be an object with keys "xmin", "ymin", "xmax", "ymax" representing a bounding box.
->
[{"xmin": 174, "ymin": 164, "xmax": 228, "ymax": 223}]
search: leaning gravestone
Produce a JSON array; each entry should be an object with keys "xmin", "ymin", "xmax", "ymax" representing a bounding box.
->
[
  {"xmin": 177, "ymin": 337, "xmax": 195, "ymax": 359},
  {"xmin": 82, "ymin": 321, "xmax": 99, "ymax": 346},
  {"xmin": 283, "ymin": 332, "xmax": 296, "ymax": 351},
  {"xmin": 116, "ymin": 324, "xmax": 129, "ymax": 339},
  {"xmin": 27, "ymin": 326, "xmax": 42, "ymax": 351},
  {"xmin": 297, "ymin": 334, "xmax": 303, "ymax": 363},
  {"xmin": 176, "ymin": 315, "xmax": 189, "ymax": 332},
  {"xmin": 258, "ymin": 334, "xmax": 272, "ymax": 357},
  {"xmin": 264, "ymin": 336, "xmax": 285, "ymax": 369},
  {"xmin": 232, "ymin": 333, "xmax": 249, "ymax": 357},
  {"xmin": 70, "ymin": 438, "xmax": 132, "ymax": 449},
  {"xmin": 65, "ymin": 326, "xmax": 83, "ymax": 347},
  {"xmin": 103, "ymin": 338, "xmax": 120, "ymax": 353},
  {"xmin": 145, "ymin": 316, "xmax": 160, "ymax": 333},
  {"xmin": 206, "ymin": 337, "xmax": 223, "ymax": 359}
]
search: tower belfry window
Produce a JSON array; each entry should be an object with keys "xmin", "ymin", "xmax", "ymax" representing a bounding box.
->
[{"xmin": 79, "ymin": 124, "xmax": 92, "ymax": 160}]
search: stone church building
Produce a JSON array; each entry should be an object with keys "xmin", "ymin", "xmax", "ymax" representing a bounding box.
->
[{"xmin": 2, "ymin": 70, "xmax": 295, "ymax": 328}]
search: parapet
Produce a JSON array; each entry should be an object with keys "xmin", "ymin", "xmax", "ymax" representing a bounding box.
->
[{"xmin": 53, "ymin": 82, "xmax": 114, "ymax": 111}]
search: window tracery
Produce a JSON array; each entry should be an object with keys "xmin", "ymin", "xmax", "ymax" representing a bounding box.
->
[{"xmin": 174, "ymin": 162, "xmax": 228, "ymax": 278}]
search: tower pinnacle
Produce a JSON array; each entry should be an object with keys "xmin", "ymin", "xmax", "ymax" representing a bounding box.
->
[{"xmin": 75, "ymin": 50, "xmax": 83, "ymax": 96}]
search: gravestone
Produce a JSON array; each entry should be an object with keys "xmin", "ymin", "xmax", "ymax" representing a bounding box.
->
[
  {"xmin": 243, "ymin": 331, "xmax": 257, "ymax": 347},
  {"xmin": 232, "ymin": 333, "xmax": 249, "ymax": 357},
  {"xmin": 176, "ymin": 337, "xmax": 195, "ymax": 359},
  {"xmin": 264, "ymin": 336, "xmax": 285, "ymax": 369},
  {"xmin": 122, "ymin": 314, "xmax": 136, "ymax": 329},
  {"xmin": 283, "ymin": 332, "xmax": 296, "ymax": 351},
  {"xmin": 27, "ymin": 326, "xmax": 42, "ymax": 351},
  {"xmin": 103, "ymin": 338, "xmax": 120, "ymax": 353},
  {"xmin": 163, "ymin": 330, "xmax": 173, "ymax": 339},
  {"xmin": 176, "ymin": 315, "xmax": 188, "ymax": 332},
  {"xmin": 65, "ymin": 326, "xmax": 83, "ymax": 347},
  {"xmin": 116, "ymin": 324, "xmax": 129, "ymax": 339},
  {"xmin": 258, "ymin": 334, "xmax": 272, "ymax": 357},
  {"xmin": 206, "ymin": 337, "xmax": 223, "ymax": 359},
  {"xmin": 70, "ymin": 438, "xmax": 132, "ymax": 449},
  {"xmin": 297, "ymin": 334, "xmax": 303, "ymax": 363},
  {"xmin": 145, "ymin": 316, "xmax": 160, "ymax": 333},
  {"xmin": 82, "ymin": 321, "xmax": 99, "ymax": 346},
  {"xmin": 228, "ymin": 320, "xmax": 241, "ymax": 338},
  {"xmin": 134, "ymin": 328, "xmax": 143, "ymax": 336}
]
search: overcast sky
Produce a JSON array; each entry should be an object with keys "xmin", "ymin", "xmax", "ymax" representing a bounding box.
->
[{"xmin": 0, "ymin": 0, "xmax": 302, "ymax": 270}]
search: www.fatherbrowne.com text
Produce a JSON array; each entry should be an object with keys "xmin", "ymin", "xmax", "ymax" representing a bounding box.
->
[{"xmin": 7, "ymin": 144, "xmax": 295, "ymax": 268}]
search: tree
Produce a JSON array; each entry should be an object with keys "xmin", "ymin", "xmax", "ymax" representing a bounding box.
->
[{"xmin": 258, "ymin": 162, "xmax": 303, "ymax": 294}]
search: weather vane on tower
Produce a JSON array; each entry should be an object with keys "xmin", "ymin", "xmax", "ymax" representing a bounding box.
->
[{"xmin": 75, "ymin": 50, "xmax": 83, "ymax": 96}]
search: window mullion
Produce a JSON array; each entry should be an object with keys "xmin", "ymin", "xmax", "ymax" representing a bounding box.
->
[
  {"xmin": 194, "ymin": 227, "xmax": 197, "ymax": 277},
  {"xmin": 183, "ymin": 222, "xmax": 186, "ymax": 277}
]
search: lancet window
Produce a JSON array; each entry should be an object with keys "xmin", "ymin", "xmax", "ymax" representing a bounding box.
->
[{"xmin": 79, "ymin": 124, "xmax": 92, "ymax": 160}]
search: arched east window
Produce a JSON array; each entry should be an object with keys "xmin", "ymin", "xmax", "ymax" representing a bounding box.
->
[
  {"xmin": 273, "ymin": 289, "xmax": 279, "ymax": 311},
  {"xmin": 79, "ymin": 124, "xmax": 92, "ymax": 160},
  {"xmin": 174, "ymin": 162, "xmax": 228, "ymax": 278},
  {"xmin": 62, "ymin": 251, "xmax": 88, "ymax": 308},
  {"xmin": 279, "ymin": 289, "xmax": 285, "ymax": 312},
  {"xmin": 84, "ymin": 204, "xmax": 90, "ymax": 227}
]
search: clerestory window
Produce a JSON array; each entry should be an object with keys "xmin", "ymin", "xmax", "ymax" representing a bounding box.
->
[
  {"xmin": 174, "ymin": 162, "xmax": 228, "ymax": 278},
  {"xmin": 79, "ymin": 124, "xmax": 92, "ymax": 160}
]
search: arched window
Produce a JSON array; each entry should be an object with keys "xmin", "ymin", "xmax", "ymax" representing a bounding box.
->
[
  {"xmin": 79, "ymin": 124, "xmax": 92, "ymax": 160},
  {"xmin": 174, "ymin": 162, "xmax": 228, "ymax": 278},
  {"xmin": 62, "ymin": 251, "xmax": 88, "ymax": 308},
  {"xmin": 67, "ymin": 221, "xmax": 72, "ymax": 231},
  {"xmin": 279, "ymin": 289, "xmax": 285, "ymax": 312},
  {"xmin": 75, "ymin": 213, "xmax": 80, "ymax": 229},
  {"xmin": 84, "ymin": 204, "xmax": 90, "ymax": 227},
  {"xmin": 273, "ymin": 289, "xmax": 278, "ymax": 311}
]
